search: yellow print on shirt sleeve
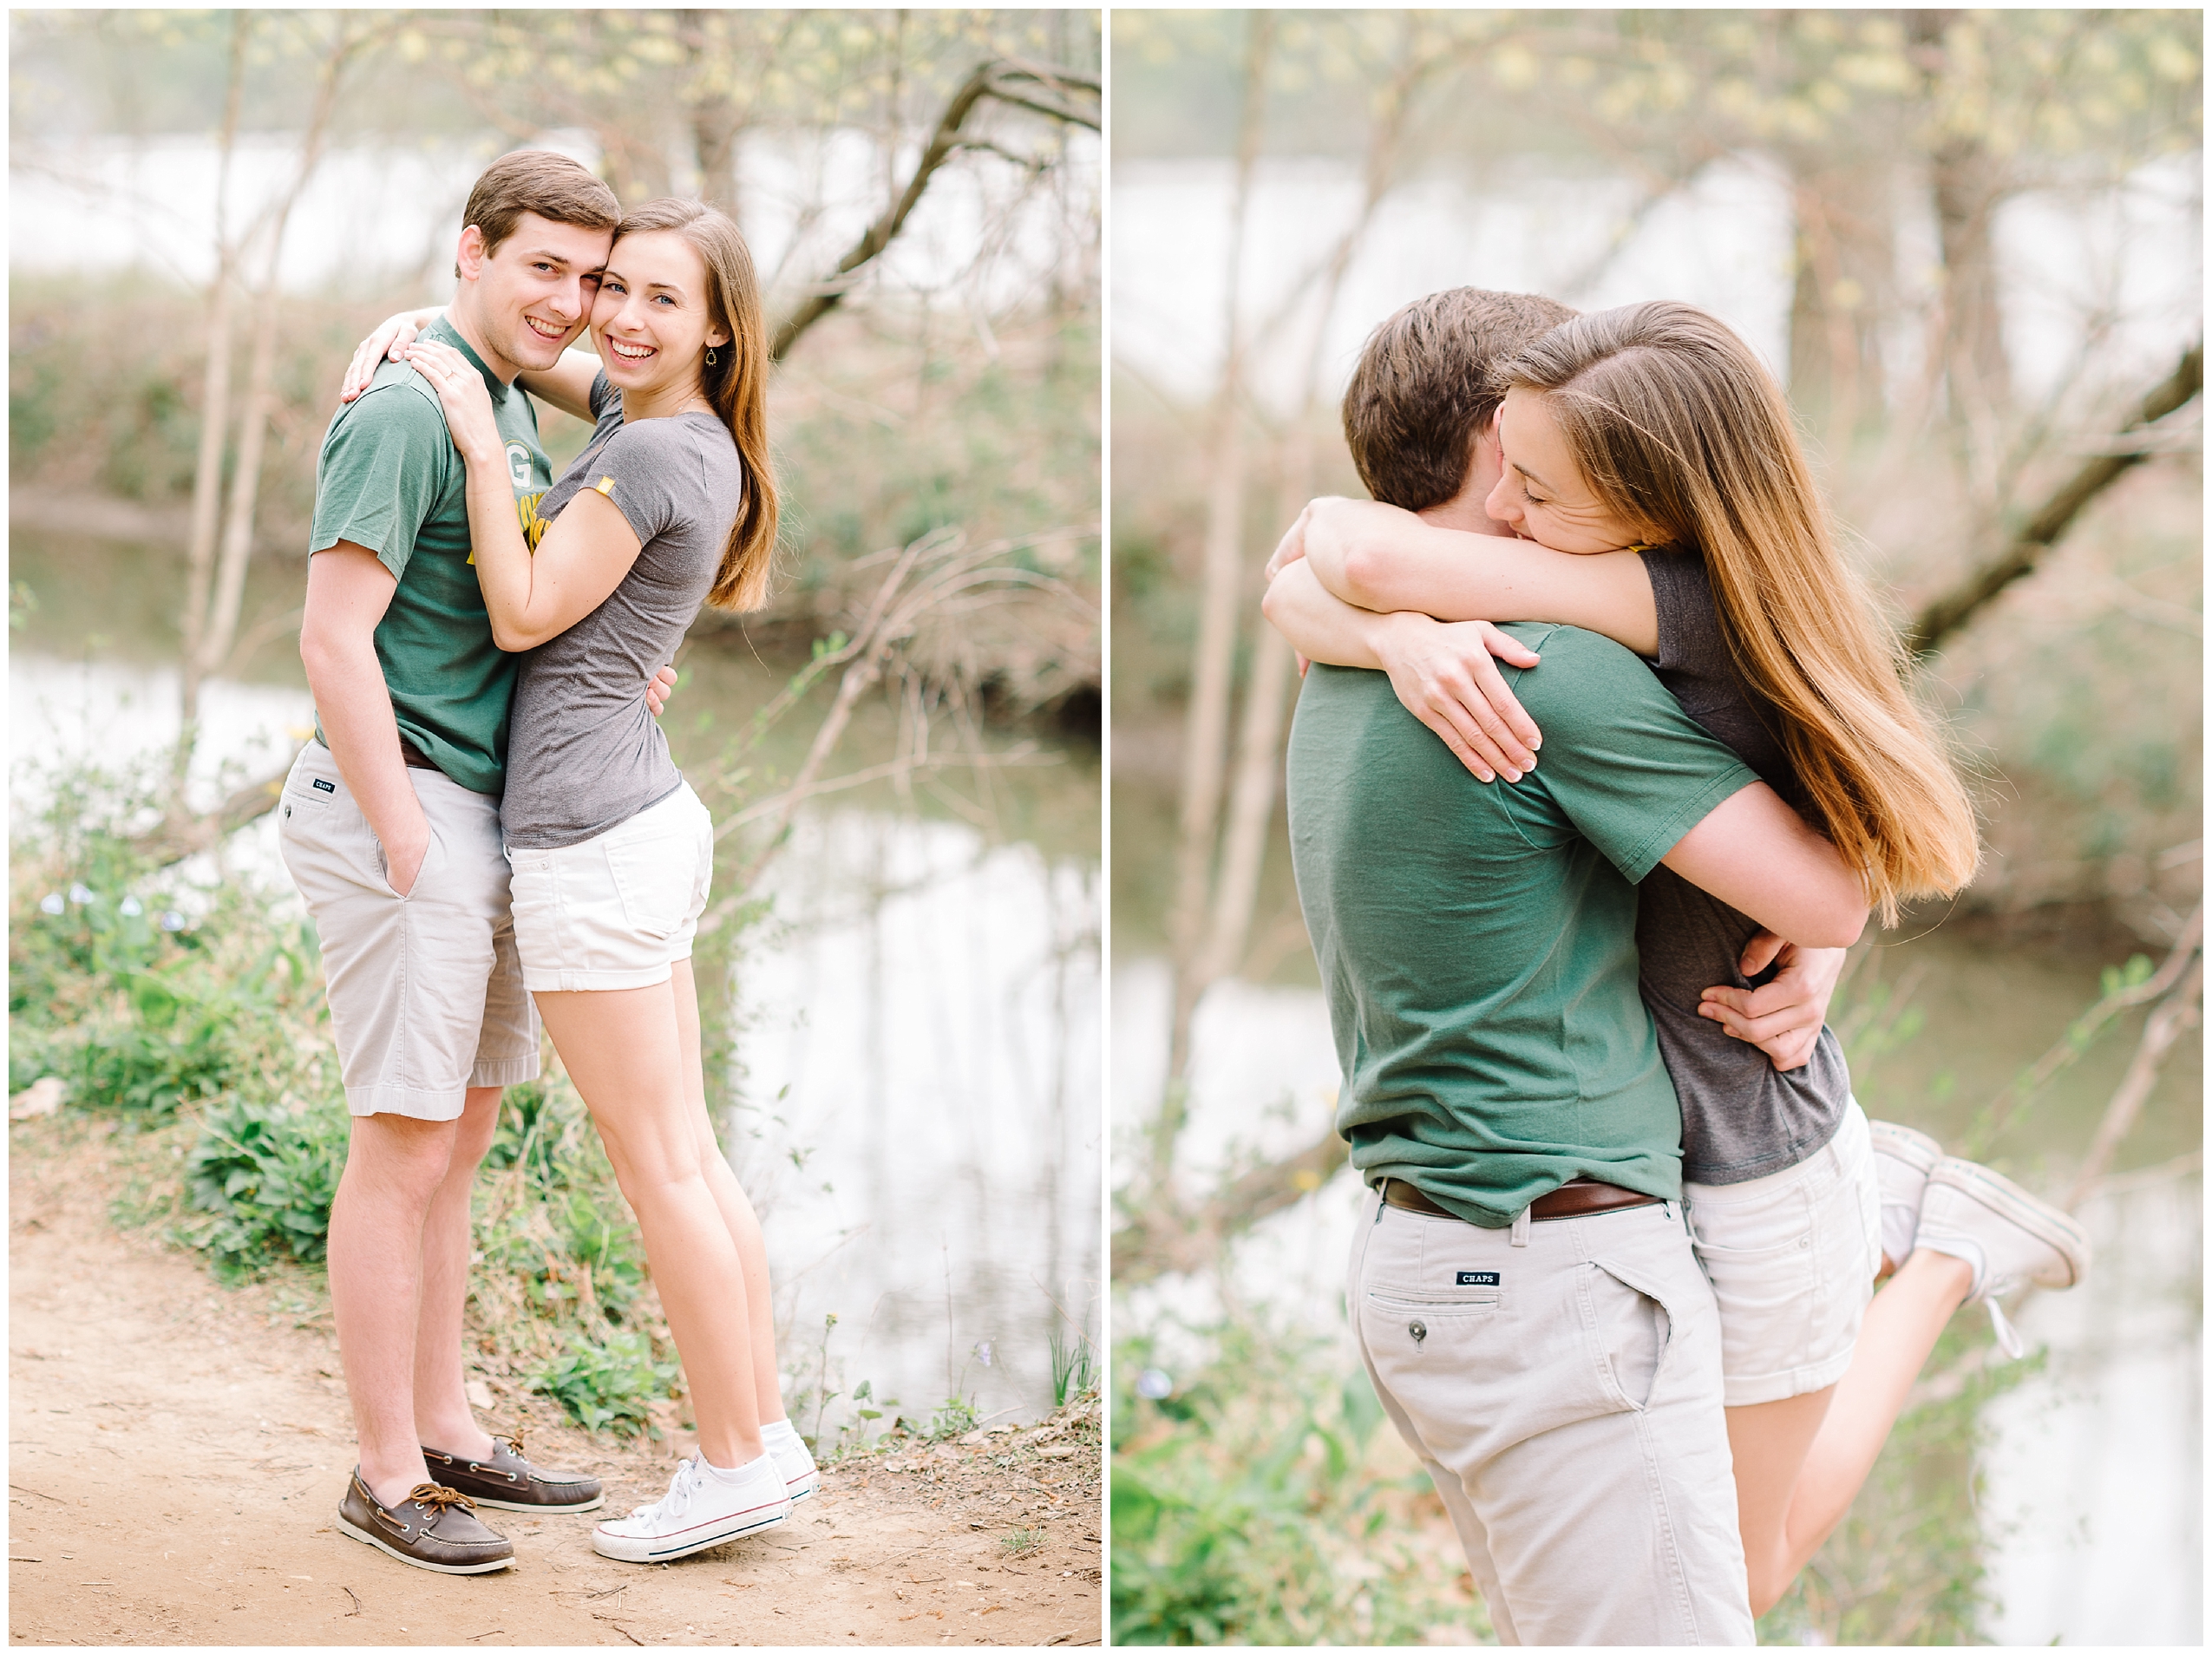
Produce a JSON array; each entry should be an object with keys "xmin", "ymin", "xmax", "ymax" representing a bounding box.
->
[
  {"xmin": 471, "ymin": 490, "xmax": 550, "ymax": 565},
  {"xmin": 516, "ymin": 490, "xmax": 552, "ymax": 551}
]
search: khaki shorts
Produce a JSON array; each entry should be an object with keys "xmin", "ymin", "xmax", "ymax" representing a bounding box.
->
[
  {"xmin": 1350, "ymin": 1187, "xmax": 1754, "ymax": 1646},
  {"xmin": 276, "ymin": 742, "xmax": 539, "ymax": 1121},
  {"xmin": 1684, "ymin": 1099, "xmax": 1882, "ymax": 1407},
  {"xmin": 505, "ymin": 782, "xmax": 712, "ymax": 992}
]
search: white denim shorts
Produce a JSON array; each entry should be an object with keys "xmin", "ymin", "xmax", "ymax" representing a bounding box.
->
[
  {"xmin": 505, "ymin": 782, "xmax": 714, "ymax": 992},
  {"xmin": 1682, "ymin": 1098, "xmax": 1882, "ymax": 1407},
  {"xmin": 277, "ymin": 742, "xmax": 540, "ymax": 1121}
]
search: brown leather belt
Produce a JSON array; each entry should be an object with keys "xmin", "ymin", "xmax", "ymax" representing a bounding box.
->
[
  {"xmin": 1381, "ymin": 1175, "xmax": 1660, "ymax": 1223},
  {"xmin": 398, "ymin": 738, "xmax": 440, "ymax": 772}
]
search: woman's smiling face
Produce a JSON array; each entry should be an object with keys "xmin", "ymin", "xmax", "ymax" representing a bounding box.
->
[
  {"xmin": 589, "ymin": 229, "xmax": 728, "ymax": 400},
  {"xmin": 1483, "ymin": 387, "xmax": 1649, "ymax": 555}
]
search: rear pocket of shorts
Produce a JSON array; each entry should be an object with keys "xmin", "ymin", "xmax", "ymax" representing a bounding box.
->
[{"xmin": 604, "ymin": 831, "xmax": 700, "ymax": 939}]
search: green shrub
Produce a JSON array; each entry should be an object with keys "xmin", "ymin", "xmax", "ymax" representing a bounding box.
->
[
  {"xmin": 180, "ymin": 1097, "xmax": 351, "ymax": 1277},
  {"xmin": 1111, "ymin": 1318, "xmax": 1488, "ymax": 1646},
  {"xmin": 527, "ymin": 1329, "xmax": 680, "ymax": 1436}
]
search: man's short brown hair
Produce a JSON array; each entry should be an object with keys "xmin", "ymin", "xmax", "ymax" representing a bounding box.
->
[
  {"xmin": 1342, "ymin": 288, "xmax": 1579, "ymax": 511},
  {"xmin": 458, "ymin": 148, "xmax": 621, "ymax": 269}
]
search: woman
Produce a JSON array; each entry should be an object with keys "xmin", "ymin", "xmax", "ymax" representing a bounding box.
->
[
  {"xmin": 357, "ymin": 198, "xmax": 814, "ymax": 1565},
  {"xmin": 1265, "ymin": 300, "xmax": 2091, "ymax": 1615}
]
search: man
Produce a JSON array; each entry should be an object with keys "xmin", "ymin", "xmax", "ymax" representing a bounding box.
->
[
  {"xmin": 1273, "ymin": 290, "xmax": 1867, "ymax": 1645},
  {"xmin": 278, "ymin": 150, "xmax": 645, "ymax": 1574}
]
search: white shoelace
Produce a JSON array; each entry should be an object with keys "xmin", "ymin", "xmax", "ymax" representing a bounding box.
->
[
  {"xmin": 1986, "ymin": 1298, "xmax": 2026, "ymax": 1360},
  {"xmin": 630, "ymin": 1456, "xmax": 704, "ymax": 1523}
]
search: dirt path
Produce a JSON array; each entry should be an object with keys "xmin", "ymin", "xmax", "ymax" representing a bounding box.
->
[{"xmin": 8, "ymin": 1116, "xmax": 1102, "ymax": 1647}]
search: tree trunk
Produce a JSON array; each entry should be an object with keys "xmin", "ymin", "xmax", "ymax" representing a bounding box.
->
[
  {"xmin": 1908, "ymin": 10, "xmax": 2012, "ymax": 453},
  {"xmin": 174, "ymin": 13, "xmax": 249, "ymax": 797},
  {"xmin": 1162, "ymin": 13, "xmax": 1273, "ymax": 1108},
  {"xmin": 192, "ymin": 17, "xmax": 360, "ymax": 691},
  {"xmin": 1783, "ymin": 151, "xmax": 1891, "ymax": 442}
]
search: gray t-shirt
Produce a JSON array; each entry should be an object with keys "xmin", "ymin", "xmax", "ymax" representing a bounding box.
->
[
  {"xmin": 501, "ymin": 373, "xmax": 742, "ymax": 848},
  {"xmin": 1635, "ymin": 548, "xmax": 1852, "ymax": 1185}
]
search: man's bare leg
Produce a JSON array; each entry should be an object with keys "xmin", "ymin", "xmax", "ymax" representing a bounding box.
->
[
  {"xmin": 412, "ymin": 1084, "xmax": 505, "ymax": 1459},
  {"xmin": 671, "ymin": 958, "xmax": 788, "ymax": 1425},
  {"xmin": 328, "ymin": 1109, "xmax": 461, "ymax": 1508}
]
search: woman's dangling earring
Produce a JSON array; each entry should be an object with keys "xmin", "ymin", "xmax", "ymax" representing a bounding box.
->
[{"xmin": 705, "ymin": 345, "xmax": 719, "ymax": 367}]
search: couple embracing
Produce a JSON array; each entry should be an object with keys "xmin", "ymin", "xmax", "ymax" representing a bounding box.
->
[
  {"xmin": 282, "ymin": 148, "xmax": 806, "ymax": 1574},
  {"xmin": 1269, "ymin": 291, "xmax": 2092, "ymax": 1642}
]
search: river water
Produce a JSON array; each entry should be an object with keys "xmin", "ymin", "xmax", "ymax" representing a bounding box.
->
[
  {"xmin": 9, "ymin": 528, "xmax": 1101, "ymax": 1442},
  {"xmin": 1111, "ymin": 938, "xmax": 2201, "ymax": 1645}
]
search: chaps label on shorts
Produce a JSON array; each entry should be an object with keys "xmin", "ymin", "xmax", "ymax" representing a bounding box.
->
[
  {"xmin": 312, "ymin": 778, "xmax": 337, "ymax": 793},
  {"xmin": 1456, "ymin": 1271, "xmax": 1501, "ymax": 1286}
]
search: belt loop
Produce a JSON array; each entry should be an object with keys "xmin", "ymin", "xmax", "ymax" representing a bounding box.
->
[
  {"xmin": 1375, "ymin": 1181, "xmax": 1387, "ymax": 1224},
  {"xmin": 1510, "ymin": 1205, "xmax": 1531, "ymax": 1247}
]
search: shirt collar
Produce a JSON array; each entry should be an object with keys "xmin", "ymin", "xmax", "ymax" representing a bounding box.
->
[{"xmin": 423, "ymin": 314, "xmax": 510, "ymax": 404}]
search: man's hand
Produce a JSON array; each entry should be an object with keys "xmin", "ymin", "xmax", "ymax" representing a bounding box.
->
[
  {"xmin": 1373, "ymin": 613, "xmax": 1543, "ymax": 783},
  {"xmin": 383, "ymin": 816, "xmax": 433, "ymax": 898},
  {"xmin": 1698, "ymin": 932, "xmax": 1851, "ymax": 1072},
  {"xmin": 646, "ymin": 664, "xmax": 679, "ymax": 717}
]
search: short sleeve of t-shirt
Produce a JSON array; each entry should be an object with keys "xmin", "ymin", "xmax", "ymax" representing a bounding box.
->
[
  {"xmin": 1496, "ymin": 623, "xmax": 1761, "ymax": 882},
  {"xmin": 306, "ymin": 383, "xmax": 454, "ymax": 579}
]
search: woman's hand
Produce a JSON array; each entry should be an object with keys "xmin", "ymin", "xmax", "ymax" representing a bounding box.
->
[
  {"xmin": 339, "ymin": 307, "xmax": 442, "ymax": 402},
  {"xmin": 1698, "ymin": 932, "xmax": 1851, "ymax": 1072},
  {"xmin": 1264, "ymin": 500, "xmax": 1319, "ymax": 583},
  {"xmin": 400, "ymin": 341, "xmax": 504, "ymax": 467},
  {"xmin": 1373, "ymin": 612, "xmax": 1544, "ymax": 782}
]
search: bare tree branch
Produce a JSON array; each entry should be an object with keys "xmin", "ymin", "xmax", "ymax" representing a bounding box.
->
[
  {"xmin": 769, "ymin": 58, "xmax": 1099, "ymax": 361},
  {"xmin": 1905, "ymin": 342, "xmax": 2203, "ymax": 658}
]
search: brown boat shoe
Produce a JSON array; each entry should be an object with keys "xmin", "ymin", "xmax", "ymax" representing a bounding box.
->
[
  {"xmin": 422, "ymin": 1430, "xmax": 604, "ymax": 1514},
  {"xmin": 337, "ymin": 1471, "xmax": 514, "ymax": 1574}
]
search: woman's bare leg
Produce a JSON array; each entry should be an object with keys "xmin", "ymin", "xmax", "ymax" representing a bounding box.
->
[
  {"xmin": 1733, "ymin": 1249, "xmax": 1974, "ymax": 1613},
  {"xmin": 1725, "ymin": 1387, "xmax": 1836, "ymax": 1617},
  {"xmin": 536, "ymin": 981, "xmax": 766, "ymax": 1469},
  {"xmin": 670, "ymin": 959, "xmax": 787, "ymax": 1425}
]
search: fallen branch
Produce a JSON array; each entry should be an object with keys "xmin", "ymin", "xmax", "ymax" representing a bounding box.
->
[
  {"xmin": 1112, "ymin": 1123, "xmax": 1350, "ymax": 1286},
  {"xmin": 1970, "ymin": 901, "xmax": 2202, "ymax": 1148},
  {"xmin": 1904, "ymin": 341, "xmax": 2202, "ymax": 658},
  {"xmin": 2063, "ymin": 952, "xmax": 2203, "ymax": 1210},
  {"xmin": 127, "ymin": 750, "xmax": 302, "ymax": 868}
]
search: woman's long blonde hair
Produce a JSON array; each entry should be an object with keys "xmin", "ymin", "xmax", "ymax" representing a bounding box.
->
[
  {"xmin": 1502, "ymin": 301, "xmax": 1979, "ymax": 926},
  {"xmin": 614, "ymin": 197, "xmax": 777, "ymax": 612}
]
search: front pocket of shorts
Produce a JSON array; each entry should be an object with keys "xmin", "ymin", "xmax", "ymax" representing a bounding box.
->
[
  {"xmin": 604, "ymin": 833, "xmax": 700, "ymax": 939},
  {"xmin": 1684, "ymin": 1229, "xmax": 1816, "ymax": 1366}
]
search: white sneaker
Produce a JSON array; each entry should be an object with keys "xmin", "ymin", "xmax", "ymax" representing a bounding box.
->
[
  {"xmin": 1914, "ymin": 1157, "xmax": 2091, "ymax": 1359},
  {"xmin": 591, "ymin": 1454, "xmax": 792, "ymax": 1564},
  {"xmin": 771, "ymin": 1433, "xmax": 821, "ymax": 1503},
  {"xmin": 1868, "ymin": 1120, "xmax": 1943, "ymax": 1266}
]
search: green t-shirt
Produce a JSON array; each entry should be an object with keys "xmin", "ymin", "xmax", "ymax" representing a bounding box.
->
[
  {"xmin": 306, "ymin": 317, "xmax": 553, "ymax": 795},
  {"xmin": 1284, "ymin": 624, "xmax": 1759, "ymax": 1227}
]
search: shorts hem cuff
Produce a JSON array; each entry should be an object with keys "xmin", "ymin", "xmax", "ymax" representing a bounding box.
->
[
  {"xmin": 1723, "ymin": 1347, "xmax": 1856, "ymax": 1408},
  {"xmin": 467, "ymin": 1056, "xmax": 541, "ymax": 1089},
  {"xmin": 344, "ymin": 1086, "xmax": 468, "ymax": 1122}
]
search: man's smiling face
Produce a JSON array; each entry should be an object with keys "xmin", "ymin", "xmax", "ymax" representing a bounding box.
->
[{"xmin": 453, "ymin": 211, "xmax": 615, "ymax": 383}]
